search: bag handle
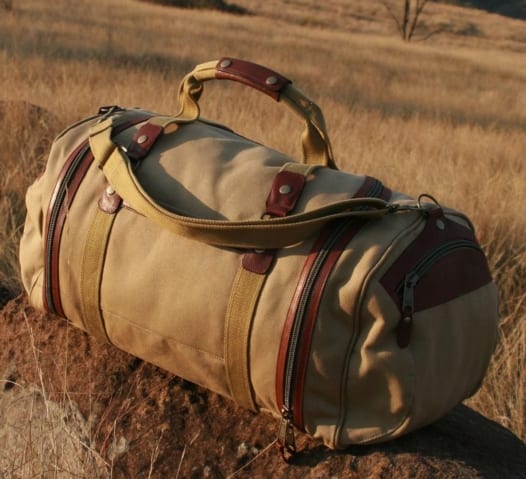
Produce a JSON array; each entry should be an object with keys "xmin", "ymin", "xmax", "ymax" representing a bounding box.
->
[
  {"xmin": 175, "ymin": 58, "xmax": 337, "ymax": 169},
  {"xmin": 89, "ymin": 118, "xmax": 393, "ymax": 249}
]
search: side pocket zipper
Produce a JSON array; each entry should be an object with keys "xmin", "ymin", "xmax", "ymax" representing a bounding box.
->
[{"xmin": 396, "ymin": 239, "xmax": 485, "ymax": 348}]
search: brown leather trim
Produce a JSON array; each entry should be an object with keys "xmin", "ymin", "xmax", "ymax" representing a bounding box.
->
[
  {"xmin": 354, "ymin": 176, "xmax": 377, "ymax": 198},
  {"xmin": 43, "ymin": 114, "xmax": 153, "ymax": 316},
  {"xmin": 216, "ymin": 58, "xmax": 291, "ymax": 101},
  {"xmin": 126, "ymin": 123, "xmax": 165, "ymax": 161},
  {"xmin": 242, "ymin": 250, "xmax": 275, "ymax": 275},
  {"xmin": 380, "ymin": 185, "xmax": 392, "ymax": 201},
  {"xmin": 242, "ymin": 170, "xmax": 306, "ymax": 275},
  {"xmin": 293, "ymin": 220, "xmax": 365, "ymax": 430},
  {"xmin": 354, "ymin": 175, "xmax": 391, "ymax": 201},
  {"xmin": 44, "ymin": 143, "xmax": 92, "ymax": 315},
  {"xmin": 265, "ymin": 171, "xmax": 306, "ymax": 218},
  {"xmin": 275, "ymin": 225, "xmax": 335, "ymax": 413}
]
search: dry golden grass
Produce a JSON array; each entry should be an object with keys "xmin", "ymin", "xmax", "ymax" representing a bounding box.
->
[{"xmin": 0, "ymin": 0, "xmax": 524, "ymax": 469}]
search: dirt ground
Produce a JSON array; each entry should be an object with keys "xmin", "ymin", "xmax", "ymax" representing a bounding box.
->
[{"xmin": 1, "ymin": 295, "xmax": 525, "ymax": 479}]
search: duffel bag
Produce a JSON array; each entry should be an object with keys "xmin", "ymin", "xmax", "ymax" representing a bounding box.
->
[{"xmin": 20, "ymin": 58, "xmax": 498, "ymax": 454}]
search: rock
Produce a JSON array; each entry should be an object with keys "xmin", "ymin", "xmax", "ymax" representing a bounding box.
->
[{"xmin": 1, "ymin": 295, "xmax": 525, "ymax": 478}]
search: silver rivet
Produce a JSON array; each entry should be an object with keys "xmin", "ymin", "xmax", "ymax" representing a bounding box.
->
[
  {"xmin": 436, "ymin": 219, "xmax": 445, "ymax": 230},
  {"xmin": 266, "ymin": 76, "xmax": 278, "ymax": 86},
  {"xmin": 137, "ymin": 134, "xmax": 148, "ymax": 144},
  {"xmin": 254, "ymin": 249, "xmax": 265, "ymax": 254},
  {"xmin": 279, "ymin": 184, "xmax": 292, "ymax": 195},
  {"xmin": 106, "ymin": 185, "xmax": 116, "ymax": 196},
  {"xmin": 220, "ymin": 59, "xmax": 232, "ymax": 68}
]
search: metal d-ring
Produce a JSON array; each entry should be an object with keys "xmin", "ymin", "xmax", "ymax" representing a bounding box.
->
[{"xmin": 417, "ymin": 193, "xmax": 442, "ymax": 209}]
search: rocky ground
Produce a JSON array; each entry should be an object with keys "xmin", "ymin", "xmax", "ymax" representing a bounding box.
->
[{"xmin": 1, "ymin": 295, "xmax": 525, "ymax": 479}]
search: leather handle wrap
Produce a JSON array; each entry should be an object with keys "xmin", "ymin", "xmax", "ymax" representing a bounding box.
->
[
  {"xmin": 175, "ymin": 58, "xmax": 337, "ymax": 169},
  {"xmin": 89, "ymin": 118, "xmax": 392, "ymax": 249}
]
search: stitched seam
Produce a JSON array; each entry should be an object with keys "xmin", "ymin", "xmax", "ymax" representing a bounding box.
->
[{"xmin": 101, "ymin": 308, "xmax": 224, "ymax": 362}]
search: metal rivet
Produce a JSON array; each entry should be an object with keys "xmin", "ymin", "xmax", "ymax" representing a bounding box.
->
[
  {"xmin": 106, "ymin": 185, "xmax": 116, "ymax": 196},
  {"xmin": 220, "ymin": 59, "xmax": 232, "ymax": 68},
  {"xmin": 137, "ymin": 134, "xmax": 148, "ymax": 144},
  {"xmin": 266, "ymin": 76, "xmax": 278, "ymax": 86},
  {"xmin": 436, "ymin": 219, "xmax": 445, "ymax": 230},
  {"xmin": 279, "ymin": 184, "xmax": 292, "ymax": 195},
  {"xmin": 254, "ymin": 249, "xmax": 265, "ymax": 254}
]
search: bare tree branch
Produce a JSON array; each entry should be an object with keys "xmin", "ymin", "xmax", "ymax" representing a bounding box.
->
[
  {"xmin": 407, "ymin": 0, "xmax": 429, "ymax": 41},
  {"xmin": 381, "ymin": 1, "xmax": 404, "ymax": 39},
  {"xmin": 381, "ymin": 0, "xmax": 432, "ymax": 42}
]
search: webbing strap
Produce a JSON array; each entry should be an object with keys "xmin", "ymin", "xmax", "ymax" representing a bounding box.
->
[
  {"xmin": 80, "ymin": 206, "xmax": 115, "ymax": 343},
  {"xmin": 224, "ymin": 267, "xmax": 266, "ymax": 411},
  {"xmin": 224, "ymin": 163, "xmax": 313, "ymax": 411}
]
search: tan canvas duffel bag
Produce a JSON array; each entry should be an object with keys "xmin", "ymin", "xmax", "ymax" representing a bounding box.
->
[{"xmin": 20, "ymin": 58, "xmax": 498, "ymax": 455}]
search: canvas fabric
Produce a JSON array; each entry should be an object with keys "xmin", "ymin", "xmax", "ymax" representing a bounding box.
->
[{"xmin": 19, "ymin": 59, "xmax": 498, "ymax": 450}]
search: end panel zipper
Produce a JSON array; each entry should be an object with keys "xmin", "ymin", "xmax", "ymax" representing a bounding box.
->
[{"xmin": 43, "ymin": 113, "xmax": 153, "ymax": 316}]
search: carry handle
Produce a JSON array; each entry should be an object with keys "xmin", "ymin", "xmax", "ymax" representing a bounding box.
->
[
  {"xmin": 90, "ymin": 118, "xmax": 392, "ymax": 249},
  {"xmin": 175, "ymin": 58, "xmax": 337, "ymax": 169}
]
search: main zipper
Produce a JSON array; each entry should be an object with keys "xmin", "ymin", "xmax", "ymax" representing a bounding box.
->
[
  {"xmin": 397, "ymin": 239, "xmax": 484, "ymax": 347},
  {"xmin": 43, "ymin": 112, "xmax": 153, "ymax": 316},
  {"xmin": 44, "ymin": 143, "xmax": 92, "ymax": 315},
  {"xmin": 277, "ymin": 178, "xmax": 388, "ymax": 456},
  {"xmin": 278, "ymin": 218, "xmax": 353, "ymax": 454}
]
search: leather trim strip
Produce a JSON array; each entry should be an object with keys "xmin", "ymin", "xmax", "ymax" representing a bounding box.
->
[
  {"xmin": 216, "ymin": 57, "xmax": 291, "ymax": 101},
  {"xmin": 275, "ymin": 225, "xmax": 334, "ymax": 412}
]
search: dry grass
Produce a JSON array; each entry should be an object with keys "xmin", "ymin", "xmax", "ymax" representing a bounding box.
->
[{"xmin": 0, "ymin": 0, "xmax": 524, "ymax": 472}]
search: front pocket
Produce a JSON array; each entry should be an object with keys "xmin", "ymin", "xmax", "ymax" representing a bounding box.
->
[{"xmin": 380, "ymin": 210, "xmax": 493, "ymax": 347}]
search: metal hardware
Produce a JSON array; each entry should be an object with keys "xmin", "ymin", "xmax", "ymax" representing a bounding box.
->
[
  {"xmin": 266, "ymin": 76, "xmax": 278, "ymax": 86},
  {"xmin": 279, "ymin": 184, "xmax": 292, "ymax": 195},
  {"xmin": 220, "ymin": 59, "xmax": 232, "ymax": 68}
]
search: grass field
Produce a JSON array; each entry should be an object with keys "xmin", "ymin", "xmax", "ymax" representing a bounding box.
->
[{"xmin": 0, "ymin": 0, "xmax": 525, "ymax": 473}]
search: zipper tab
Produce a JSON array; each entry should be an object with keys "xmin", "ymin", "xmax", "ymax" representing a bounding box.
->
[
  {"xmin": 398, "ymin": 272, "xmax": 418, "ymax": 348},
  {"xmin": 277, "ymin": 407, "xmax": 296, "ymax": 461}
]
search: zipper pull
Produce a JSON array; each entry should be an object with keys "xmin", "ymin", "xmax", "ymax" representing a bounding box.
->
[
  {"xmin": 398, "ymin": 273, "xmax": 418, "ymax": 348},
  {"xmin": 277, "ymin": 407, "xmax": 296, "ymax": 461}
]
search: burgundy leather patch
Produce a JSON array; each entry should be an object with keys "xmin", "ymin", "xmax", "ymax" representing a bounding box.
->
[
  {"xmin": 265, "ymin": 171, "xmax": 306, "ymax": 218},
  {"xmin": 242, "ymin": 250, "xmax": 275, "ymax": 274},
  {"xmin": 380, "ymin": 212, "xmax": 492, "ymax": 313},
  {"xmin": 242, "ymin": 170, "xmax": 307, "ymax": 275},
  {"xmin": 354, "ymin": 175, "xmax": 392, "ymax": 201},
  {"xmin": 216, "ymin": 58, "xmax": 291, "ymax": 101},
  {"xmin": 126, "ymin": 123, "xmax": 164, "ymax": 161}
]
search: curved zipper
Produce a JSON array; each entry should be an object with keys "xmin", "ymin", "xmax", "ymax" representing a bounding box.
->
[{"xmin": 396, "ymin": 239, "xmax": 485, "ymax": 347}]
